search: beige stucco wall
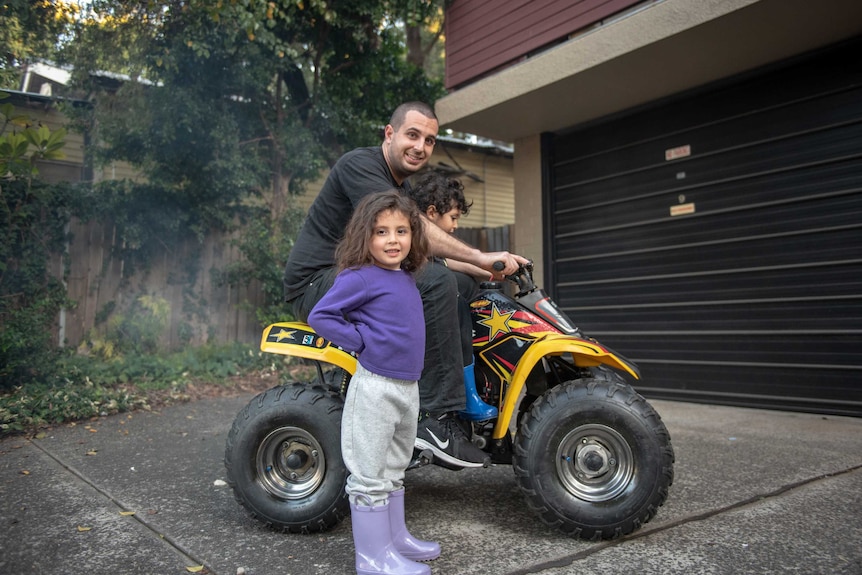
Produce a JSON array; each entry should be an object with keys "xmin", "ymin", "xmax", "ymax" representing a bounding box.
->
[{"xmin": 512, "ymin": 134, "xmax": 543, "ymax": 285}]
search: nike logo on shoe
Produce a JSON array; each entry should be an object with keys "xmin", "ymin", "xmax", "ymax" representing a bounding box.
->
[{"xmin": 425, "ymin": 428, "xmax": 449, "ymax": 450}]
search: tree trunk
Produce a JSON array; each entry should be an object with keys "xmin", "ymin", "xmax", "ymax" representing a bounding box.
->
[{"xmin": 405, "ymin": 25, "xmax": 425, "ymax": 69}]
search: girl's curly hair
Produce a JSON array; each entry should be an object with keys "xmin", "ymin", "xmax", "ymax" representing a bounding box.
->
[{"xmin": 335, "ymin": 190, "xmax": 429, "ymax": 273}]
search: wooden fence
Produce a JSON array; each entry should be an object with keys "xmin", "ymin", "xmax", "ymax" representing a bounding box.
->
[
  {"xmin": 53, "ymin": 220, "xmax": 513, "ymax": 350},
  {"xmin": 54, "ymin": 218, "xmax": 266, "ymax": 350},
  {"xmin": 454, "ymin": 224, "xmax": 513, "ymax": 254}
]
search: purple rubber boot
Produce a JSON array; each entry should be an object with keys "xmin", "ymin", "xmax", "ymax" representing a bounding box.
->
[
  {"xmin": 350, "ymin": 502, "xmax": 430, "ymax": 575},
  {"xmin": 388, "ymin": 489, "xmax": 440, "ymax": 561}
]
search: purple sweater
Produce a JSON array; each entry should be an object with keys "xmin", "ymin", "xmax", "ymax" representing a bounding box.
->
[{"xmin": 307, "ymin": 265, "xmax": 426, "ymax": 381}]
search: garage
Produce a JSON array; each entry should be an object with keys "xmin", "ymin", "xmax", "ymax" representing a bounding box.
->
[{"xmin": 546, "ymin": 37, "xmax": 862, "ymax": 416}]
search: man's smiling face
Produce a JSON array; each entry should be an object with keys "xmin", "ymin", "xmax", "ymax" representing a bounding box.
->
[{"xmin": 383, "ymin": 110, "xmax": 438, "ymax": 183}]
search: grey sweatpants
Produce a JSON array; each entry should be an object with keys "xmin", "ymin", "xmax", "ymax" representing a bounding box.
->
[{"xmin": 341, "ymin": 362, "xmax": 419, "ymax": 506}]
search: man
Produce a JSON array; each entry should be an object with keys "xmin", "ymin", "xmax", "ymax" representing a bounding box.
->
[{"xmin": 284, "ymin": 101, "xmax": 527, "ymax": 468}]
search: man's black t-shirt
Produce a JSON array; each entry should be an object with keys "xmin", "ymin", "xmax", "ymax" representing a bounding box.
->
[{"xmin": 283, "ymin": 146, "xmax": 408, "ymax": 300}]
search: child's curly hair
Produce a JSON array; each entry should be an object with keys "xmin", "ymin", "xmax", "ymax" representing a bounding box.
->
[
  {"xmin": 410, "ymin": 171, "xmax": 472, "ymax": 216},
  {"xmin": 335, "ymin": 190, "xmax": 429, "ymax": 273}
]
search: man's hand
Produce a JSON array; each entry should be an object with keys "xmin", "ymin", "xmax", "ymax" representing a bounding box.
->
[{"xmin": 478, "ymin": 251, "xmax": 530, "ymax": 278}]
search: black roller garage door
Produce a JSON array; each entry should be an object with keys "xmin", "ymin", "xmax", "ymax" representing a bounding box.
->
[{"xmin": 545, "ymin": 37, "xmax": 862, "ymax": 417}]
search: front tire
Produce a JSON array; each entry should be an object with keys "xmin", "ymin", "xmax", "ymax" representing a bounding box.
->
[
  {"xmin": 224, "ymin": 382, "xmax": 349, "ymax": 533},
  {"xmin": 513, "ymin": 377, "xmax": 674, "ymax": 540}
]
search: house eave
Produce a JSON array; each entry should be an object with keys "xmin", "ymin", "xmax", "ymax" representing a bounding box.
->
[{"xmin": 436, "ymin": 0, "xmax": 862, "ymax": 142}]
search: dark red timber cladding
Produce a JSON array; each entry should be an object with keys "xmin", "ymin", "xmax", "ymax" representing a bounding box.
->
[{"xmin": 445, "ymin": 0, "xmax": 642, "ymax": 89}]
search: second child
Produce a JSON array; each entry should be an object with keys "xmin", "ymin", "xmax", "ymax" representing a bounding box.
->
[{"xmin": 409, "ymin": 171, "xmax": 498, "ymax": 423}]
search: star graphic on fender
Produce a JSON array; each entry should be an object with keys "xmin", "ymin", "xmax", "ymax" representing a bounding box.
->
[
  {"xmin": 273, "ymin": 328, "xmax": 296, "ymax": 342},
  {"xmin": 478, "ymin": 304, "xmax": 516, "ymax": 340}
]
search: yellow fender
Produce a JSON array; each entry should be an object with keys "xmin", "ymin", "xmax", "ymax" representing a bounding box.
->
[
  {"xmin": 260, "ymin": 322, "xmax": 357, "ymax": 374},
  {"xmin": 492, "ymin": 333, "xmax": 639, "ymax": 440}
]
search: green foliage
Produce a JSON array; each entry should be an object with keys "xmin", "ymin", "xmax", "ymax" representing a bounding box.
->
[
  {"xmin": 1, "ymin": 95, "xmax": 68, "ymax": 176},
  {"xmin": 79, "ymin": 341, "xmax": 272, "ymax": 389},
  {"xmin": 0, "ymin": 95, "xmax": 81, "ymax": 388},
  {"xmin": 2, "ymin": 2, "xmax": 448, "ymax": 395},
  {"xmin": 0, "ymin": 279, "xmax": 69, "ymax": 386},
  {"xmin": 0, "ymin": 342, "xmax": 278, "ymax": 435},
  {"xmin": 0, "ymin": 1, "xmax": 78, "ymax": 89},
  {"xmin": 54, "ymin": 0, "xmax": 446, "ymax": 342},
  {"xmin": 217, "ymin": 203, "xmax": 306, "ymax": 327},
  {"xmin": 79, "ymin": 295, "xmax": 171, "ymax": 359},
  {"xmin": 0, "ymin": 378, "xmax": 146, "ymax": 434}
]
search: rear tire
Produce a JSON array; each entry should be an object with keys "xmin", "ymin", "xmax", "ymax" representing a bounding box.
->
[
  {"xmin": 513, "ymin": 377, "xmax": 674, "ymax": 540},
  {"xmin": 224, "ymin": 382, "xmax": 348, "ymax": 533}
]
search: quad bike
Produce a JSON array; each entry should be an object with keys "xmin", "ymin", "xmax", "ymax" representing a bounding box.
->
[{"xmin": 224, "ymin": 261, "xmax": 674, "ymax": 540}]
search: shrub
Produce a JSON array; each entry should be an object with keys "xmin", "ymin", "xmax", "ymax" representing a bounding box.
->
[
  {"xmin": 0, "ymin": 342, "xmax": 281, "ymax": 435},
  {"xmin": 0, "ymin": 97, "xmax": 78, "ymax": 389}
]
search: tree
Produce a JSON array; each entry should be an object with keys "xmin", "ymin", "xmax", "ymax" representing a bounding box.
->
[
  {"xmin": 59, "ymin": 0, "xmax": 446, "ymax": 329},
  {"xmin": 0, "ymin": 1, "xmax": 77, "ymax": 89},
  {"xmin": 396, "ymin": 0, "xmax": 447, "ymax": 78}
]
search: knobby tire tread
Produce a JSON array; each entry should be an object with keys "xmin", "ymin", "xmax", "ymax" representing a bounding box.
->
[
  {"xmin": 513, "ymin": 377, "xmax": 675, "ymax": 540},
  {"xmin": 224, "ymin": 382, "xmax": 349, "ymax": 534}
]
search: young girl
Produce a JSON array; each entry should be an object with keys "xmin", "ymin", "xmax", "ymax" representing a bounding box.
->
[{"xmin": 307, "ymin": 190, "xmax": 439, "ymax": 575}]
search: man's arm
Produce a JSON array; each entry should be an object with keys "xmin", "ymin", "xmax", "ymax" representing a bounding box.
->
[{"xmin": 422, "ymin": 218, "xmax": 529, "ymax": 277}]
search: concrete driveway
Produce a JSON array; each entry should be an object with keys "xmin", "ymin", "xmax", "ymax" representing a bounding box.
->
[{"xmin": 1, "ymin": 393, "xmax": 860, "ymax": 575}]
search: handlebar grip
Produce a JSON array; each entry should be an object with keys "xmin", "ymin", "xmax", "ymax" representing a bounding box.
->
[{"xmin": 492, "ymin": 261, "xmax": 505, "ymax": 272}]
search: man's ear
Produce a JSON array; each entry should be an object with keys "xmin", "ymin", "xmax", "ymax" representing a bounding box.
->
[{"xmin": 383, "ymin": 124, "xmax": 394, "ymax": 142}]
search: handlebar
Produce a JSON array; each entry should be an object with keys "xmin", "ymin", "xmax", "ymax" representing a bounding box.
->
[{"xmin": 491, "ymin": 260, "xmax": 536, "ymax": 296}]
